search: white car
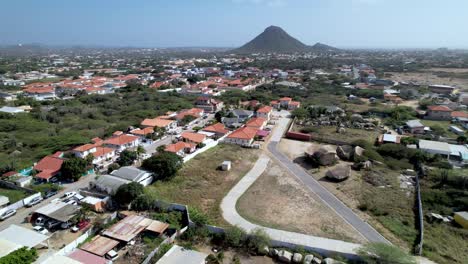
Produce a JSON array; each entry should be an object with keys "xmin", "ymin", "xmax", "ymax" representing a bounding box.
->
[
  {"xmin": 71, "ymin": 226, "xmax": 79, "ymax": 232},
  {"xmin": 0, "ymin": 209, "xmax": 16, "ymax": 220},
  {"xmin": 63, "ymin": 192, "xmax": 77, "ymax": 199},
  {"xmin": 33, "ymin": 226, "xmax": 49, "ymax": 235}
]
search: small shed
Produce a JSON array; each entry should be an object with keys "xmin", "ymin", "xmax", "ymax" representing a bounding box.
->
[
  {"xmin": 0, "ymin": 195, "xmax": 9, "ymax": 207},
  {"xmin": 15, "ymin": 176, "xmax": 33, "ymax": 187},
  {"xmin": 221, "ymin": 161, "xmax": 231, "ymax": 171},
  {"xmin": 81, "ymin": 196, "xmax": 106, "ymax": 212}
]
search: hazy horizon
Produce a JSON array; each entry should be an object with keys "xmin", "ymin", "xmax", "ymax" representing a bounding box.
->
[{"xmin": 2, "ymin": 0, "xmax": 468, "ymax": 49}]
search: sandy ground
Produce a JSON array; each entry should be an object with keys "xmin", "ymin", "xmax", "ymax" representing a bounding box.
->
[
  {"xmin": 386, "ymin": 70, "xmax": 468, "ymax": 90},
  {"xmin": 236, "ymin": 159, "xmax": 366, "ymax": 243},
  {"xmin": 277, "ymin": 139, "xmax": 405, "ymax": 246}
]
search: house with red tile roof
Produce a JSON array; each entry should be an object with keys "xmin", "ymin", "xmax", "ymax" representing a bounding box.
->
[
  {"xmin": 451, "ymin": 111, "xmax": 468, "ymax": 119},
  {"xmin": 104, "ymin": 134, "xmax": 140, "ymax": 152},
  {"xmin": 130, "ymin": 127, "xmax": 154, "ymax": 138},
  {"xmin": 279, "ymin": 97, "xmax": 292, "ymax": 107},
  {"xmin": 270, "ymin": 100, "xmax": 281, "ymax": 109},
  {"xmin": 175, "ymin": 108, "xmax": 204, "ymax": 123},
  {"xmin": 181, "ymin": 132, "xmax": 206, "ymax": 145},
  {"xmin": 246, "ymin": 117, "xmax": 267, "ymax": 129},
  {"xmin": 256, "ymin": 106, "xmax": 273, "ymax": 120},
  {"xmin": 427, "ymin": 105, "xmax": 453, "ymax": 120},
  {"xmin": 34, "ymin": 152, "xmax": 64, "ymax": 181},
  {"xmin": 195, "ymin": 96, "xmax": 224, "ymax": 113},
  {"xmin": 202, "ymin": 123, "xmax": 229, "ymax": 139},
  {"xmin": 165, "ymin": 141, "xmax": 196, "ymax": 157},
  {"xmin": 141, "ymin": 117, "xmax": 177, "ymax": 131},
  {"xmin": 22, "ymin": 83, "xmax": 57, "ymax": 101},
  {"xmin": 288, "ymin": 101, "xmax": 301, "ymax": 110},
  {"xmin": 72, "ymin": 139, "xmax": 116, "ymax": 167},
  {"xmin": 224, "ymin": 127, "xmax": 258, "ymax": 146}
]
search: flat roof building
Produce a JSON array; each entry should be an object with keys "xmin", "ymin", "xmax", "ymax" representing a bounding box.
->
[{"xmin": 156, "ymin": 245, "xmax": 208, "ymax": 264}]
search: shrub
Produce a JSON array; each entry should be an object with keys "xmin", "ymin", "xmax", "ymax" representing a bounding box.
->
[
  {"xmin": 352, "ymin": 139, "xmax": 373, "ymax": 150},
  {"xmin": 0, "ymin": 247, "xmax": 38, "ymax": 264},
  {"xmin": 377, "ymin": 144, "xmax": 408, "ymax": 160},
  {"xmin": 189, "ymin": 207, "xmax": 210, "ymax": 226},
  {"xmin": 385, "ymin": 158, "xmax": 413, "ymax": 170},
  {"xmin": 131, "ymin": 194, "xmax": 155, "ymax": 211},
  {"xmin": 224, "ymin": 226, "xmax": 247, "ymax": 248},
  {"xmin": 363, "ymin": 149, "xmax": 384, "ymax": 162},
  {"xmin": 357, "ymin": 242, "xmax": 416, "ymax": 264},
  {"xmin": 247, "ymin": 229, "xmax": 271, "ymax": 252}
]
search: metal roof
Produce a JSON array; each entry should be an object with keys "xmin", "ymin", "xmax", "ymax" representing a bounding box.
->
[
  {"xmin": 80, "ymin": 235, "xmax": 119, "ymax": 257},
  {"xmin": 382, "ymin": 134, "xmax": 397, "ymax": 143},
  {"xmin": 35, "ymin": 201, "xmax": 80, "ymax": 222},
  {"xmin": 68, "ymin": 249, "xmax": 109, "ymax": 264},
  {"xmin": 0, "ymin": 238, "xmax": 21, "ymax": 258},
  {"xmin": 156, "ymin": 245, "xmax": 208, "ymax": 264},
  {"xmin": 40, "ymin": 255, "xmax": 83, "ymax": 264},
  {"xmin": 110, "ymin": 166, "xmax": 150, "ymax": 182},
  {"xmin": 419, "ymin": 140, "xmax": 451, "ymax": 155},
  {"xmin": 145, "ymin": 220, "xmax": 170, "ymax": 234},
  {"xmin": 406, "ymin": 119, "xmax": 424, "ymax": 128},
  {"xmin": 0, "ymin": 225, "xmax": 49, "ymax": 248},
  {"xmin": 102, "ymin": 215, "xmax": 153, "ymax": 242}
]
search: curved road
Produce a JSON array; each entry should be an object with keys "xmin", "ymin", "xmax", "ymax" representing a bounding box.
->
[
  {"xmin": 220, "ymin": 154, "xmax": 362, "ymax": 256},
  {"xmin": 267, "ymin": 115, "xmax": 389, "ymax": 244}
]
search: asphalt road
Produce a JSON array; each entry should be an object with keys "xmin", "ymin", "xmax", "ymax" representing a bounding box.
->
[
  {"xmin": 267, "ymin": 116, "xmax": 390, "ymax": 244},
  {"xmin": 0, "ymin": 174, "xmax": 95, "ymax": 231}
]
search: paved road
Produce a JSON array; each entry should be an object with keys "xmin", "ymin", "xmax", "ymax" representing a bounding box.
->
[
  {"xmin": 220, "ymin": 154, "xmax": 362, "ymax": 256},
  {"xmin": 267, "ymin": 116, "xmax": 390, "ymax": 244},
  {"xmin": 0, "ymin": 174, "xmax": 95, "ymax": 231},
  {"xmin": 143, "ymin": 136, "xmax": 173, "ymax": 155}
]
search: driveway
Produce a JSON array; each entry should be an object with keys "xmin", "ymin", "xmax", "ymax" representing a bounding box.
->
[
  {"xmin": 0, "ymin": 174, "xmax": 95, "ymax": 231},
  {"xmin": 267, "ymin": 116, "xmax": 390, "ymax": 244}
]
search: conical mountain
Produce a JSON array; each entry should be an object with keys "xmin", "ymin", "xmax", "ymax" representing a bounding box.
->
[
  {"xmin": 233, "ymin": 26, "xmax": 308, "ymax": 53},
  {"xmin": 233, "ymin": 26, "xmax": 338, "ymax": 53}
]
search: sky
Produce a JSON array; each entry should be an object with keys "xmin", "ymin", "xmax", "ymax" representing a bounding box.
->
[{"xmin": 1, "ymin": 0, "xmax": 468, "ymax": 49}]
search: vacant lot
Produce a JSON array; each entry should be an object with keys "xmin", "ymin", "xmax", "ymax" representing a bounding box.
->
[
  {"xmin": 386, "ymin": 69, "xmax": 468, "ymax": 90},
  {"xmin": 421, "ymin": 120, "xmax": 459, "ymax": 138},
  {"xmin": 0, "ymin": 187, "xmax": 28, "ymax": 203},
  {"xmin": 293, "ymin": 125, "xmax": 379, "ymax": 145},
  {"xmin": 236, "ymin": 160, "xmax": 366, "ymax": 243},
  {"xmin": 147, "ymin": 144, "xmax": 260, "ymax": 226}
]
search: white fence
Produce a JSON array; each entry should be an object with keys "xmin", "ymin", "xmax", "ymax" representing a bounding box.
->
[
  {"xmin": 0, "ymin": 192, "xmax": 42, "ymax": 215},
  {"xmin": 182, "ymin": 132, "xmax": 231, "ymax": 163},
  {"xmin": 56, "ymin": 228, "xmax": 93, "ymax": 256}
]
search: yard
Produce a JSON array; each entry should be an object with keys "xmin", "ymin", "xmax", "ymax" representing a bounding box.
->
[
  {"xmin": 0, "ymin": 187, "xmax": 28, "ymax": 203},
  {"xmin": 146, "ymin": 144, "xmax": 260, "ymax": 226},
  {"xmin": 236, "ymin": 160, "xmax": 366, "ymax": 243},
  {"xmin": 293, "ymin": 125, "xmax": 380, "ymax": 144},
  {"xmin": 421, "ymin": 120, "xmax": 459, "ymax": 138}
]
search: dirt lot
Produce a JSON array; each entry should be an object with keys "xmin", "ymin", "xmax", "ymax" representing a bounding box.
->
[
  {"xmin": 277, "ymin": 139, "xmax": 407, "ymax": 247},
  {"xmin": 147, "ymin": 144, "xmax": 260, "ymax": 226},
  {"xmin": 236, "ymin": 159, "xmax": 366, "ymax": 243},
  {"xmin": 386, "ymin": 69, "xmax": 468, "ymax": 90}
]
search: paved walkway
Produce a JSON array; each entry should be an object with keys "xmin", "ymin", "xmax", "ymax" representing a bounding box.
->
[
  {"xmin": 267, "ymin": 116, "xmax": 389, "ymax": 244},
  {"xmin": 220, "ymin": 154, "xmax": 362, "ymax": 256}
]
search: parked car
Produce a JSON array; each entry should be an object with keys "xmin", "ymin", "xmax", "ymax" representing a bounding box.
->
[
  {"xmin": 49, "ymin": 177, "xmax": 59, "ymax": 183},
  {"xmin": 46, "ymin": 220, "xmax": 61, "ymax": 229},
  {"xmin": 33, "ymin": 226, "xmax": 49, "ymax": 235},
  {"xmin": 0, "ymin": 209, "xmax": 16, "ymax": 220},
  {"xmin": 71, "ymin": 226, "xmax": 80, "ymax": 232},
  {"xmin": 61, "ymin": 221, "xmax": 73, "ymax": 229},
  {"xmin": 65, "ymin": 199, "xmax": 78, "ymax": 205},
  {"xmin": 63, "ymin": 191, "xmax": 77, "ymax": 199},
  {"xmin": 44, "ymin": 190, "xmax": 58, "ymax": 199},
  {"xmin": 35, "ymin": 217, "xmax": 46, "ymax": 226},
  {"xmin": 26, "ymin": 196, "xmax": 43, "ymax": 207},
  {"xmin": 105, "ymin": 250, "xmax": 119, "ymax": 261}
]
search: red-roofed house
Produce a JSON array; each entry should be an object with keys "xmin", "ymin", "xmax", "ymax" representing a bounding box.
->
[
  {"xmin": 181, "ymin": 132, "xmax": 206, "ymax": 145},
  {"xmin": 256, "ymin": 106, "xmax": 273, "ymax": 120},
  {"xmin": 288, "ymin": 101, "xmax": 301, "ymax": 110},
  {"xmin": 246, "ymin": 117, "xmax": 267, "ymax": 129},
  {"xmin": 279, "ymin": 97, "xmax": 292, "ymax": 107},
  {"xmin": 175, "ymin": 108, "xmax": 204, "ymax": 122},
  {"xmin": 130, "ymin": 127, "xmax": 154, "ymax": 138},
  {"xmin": 427, "ymin": 105, "xmax": 453, "ymax": 120},
  {"xmin": 195, "ymin": 96, "xmax": 224, "ymax": 113},
  {"xmin": 104, "ymin": 134, "xmax": 140, "ymax": 152},
  {"xmin": 165, "ymin": 141, "xmax": 196, "ymax": 157},
  {"xmin": 202, "ymin": 123, "xmax": 229, "ymax": 139},
  {"xmin": 141, "ymin": 117, "xmax": 177, "ymax": 131},
  {"xmin": 270, "ymin": 100, "xmax": 281, "ymax": 109},
  {"xmin": 34, "ymin": 152, "xmax": 64, "ymax": 181},
  {"xmin": 451, "ymin": 111, "xmax": 468, "ymax": 118},
  {"xmin": 224, "ymin": 127, "xmax": 258, "ymax": 146}
]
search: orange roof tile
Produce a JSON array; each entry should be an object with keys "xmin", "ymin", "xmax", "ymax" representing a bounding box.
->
[
  {"xmin": 104, "ymin": 134, "xmax": 139, "ymax": 146},
  {"xmin": 93, "ymin": 147, "xmax": 115, "ymax": 157},
  {"xmin": 257, "ymin": 106, "xmax": 273, "ymax": 113},
  {"xmin": 428, "ymin": 105, "xmax": 452, "ymax": 112},
  {"xmin": 227, "ymin": 127, "xmax": 258, "ymax": 140},
  {"xmin": 451, "ymin": 111, "xmax": 468, "ymax": 118},
  {"xmin": 165, "ymin": 141, "xmax": 195, "ymax": 153},
  {"xmin": 202, "ymin": 123, "xmax": 229, "ymax": 135},
  {"xmin": 181, "ymin": 132, "xmax": 206, "ymax": 144},
  {"xmin": 246, "ymin": 117, "xmax": 267, "ymax": 128}
]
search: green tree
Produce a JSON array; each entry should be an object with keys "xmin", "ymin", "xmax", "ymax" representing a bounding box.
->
[
  {"xmin": 0, "ymin": 247, "xmax": 38, "ymax": 264},
  {"xmin": 357, "ymin": 243, "xmax": 416, "ymax": 264},
  {"xmin": 142, "ymin": 152, "xmax": 183, "ymax": 180},
  {"xmin": 291, "ymin": 107, "xmax": 308, "ymax": 120},
  {"xmin": 114, "ymin": 182, "xmax": 144, "ymax": 206},
  {"xmin": 61, "ymin": 157, "xmax": 88, "ymax": 181},
  {"xmin": 136, "ymin": 145, "xmax": 146, "ymax": 159},
  {"xmin": 247, "ymin": 229, "xmax": 271, "ymax": 252},
  {"xmin": 457, "ymin": 135, "xmax": 467, "ymax": 144},
  {"xmin": 117, "ymin": 150, "xmax": 137, "ymax": 166},
  {"xmin": 131, "ymin": 194, "xmax": 155, "ymax": 211}
]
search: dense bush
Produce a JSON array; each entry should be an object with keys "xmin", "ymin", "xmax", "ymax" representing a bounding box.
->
[
  {"xmin": 131, "ymin": 194, "xmax": 155, "ymax": 211},
  {"xmin": 223, "ymin": 226, "xmax": 247, "ymax": 248},
  {"xmin": 114, "ymin": 182, "xmax": 144, "ymax": 206},
  {"xmin": 142, "ymin": 152, "xmax": 183, "ymax": 180},
  {"xmin": 358, "ymin": 242, "xmax": 416, "ymax": 264},
  {"xmin": 0, "ymin": 247, "xmax": 38, "ymax": 264}
]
